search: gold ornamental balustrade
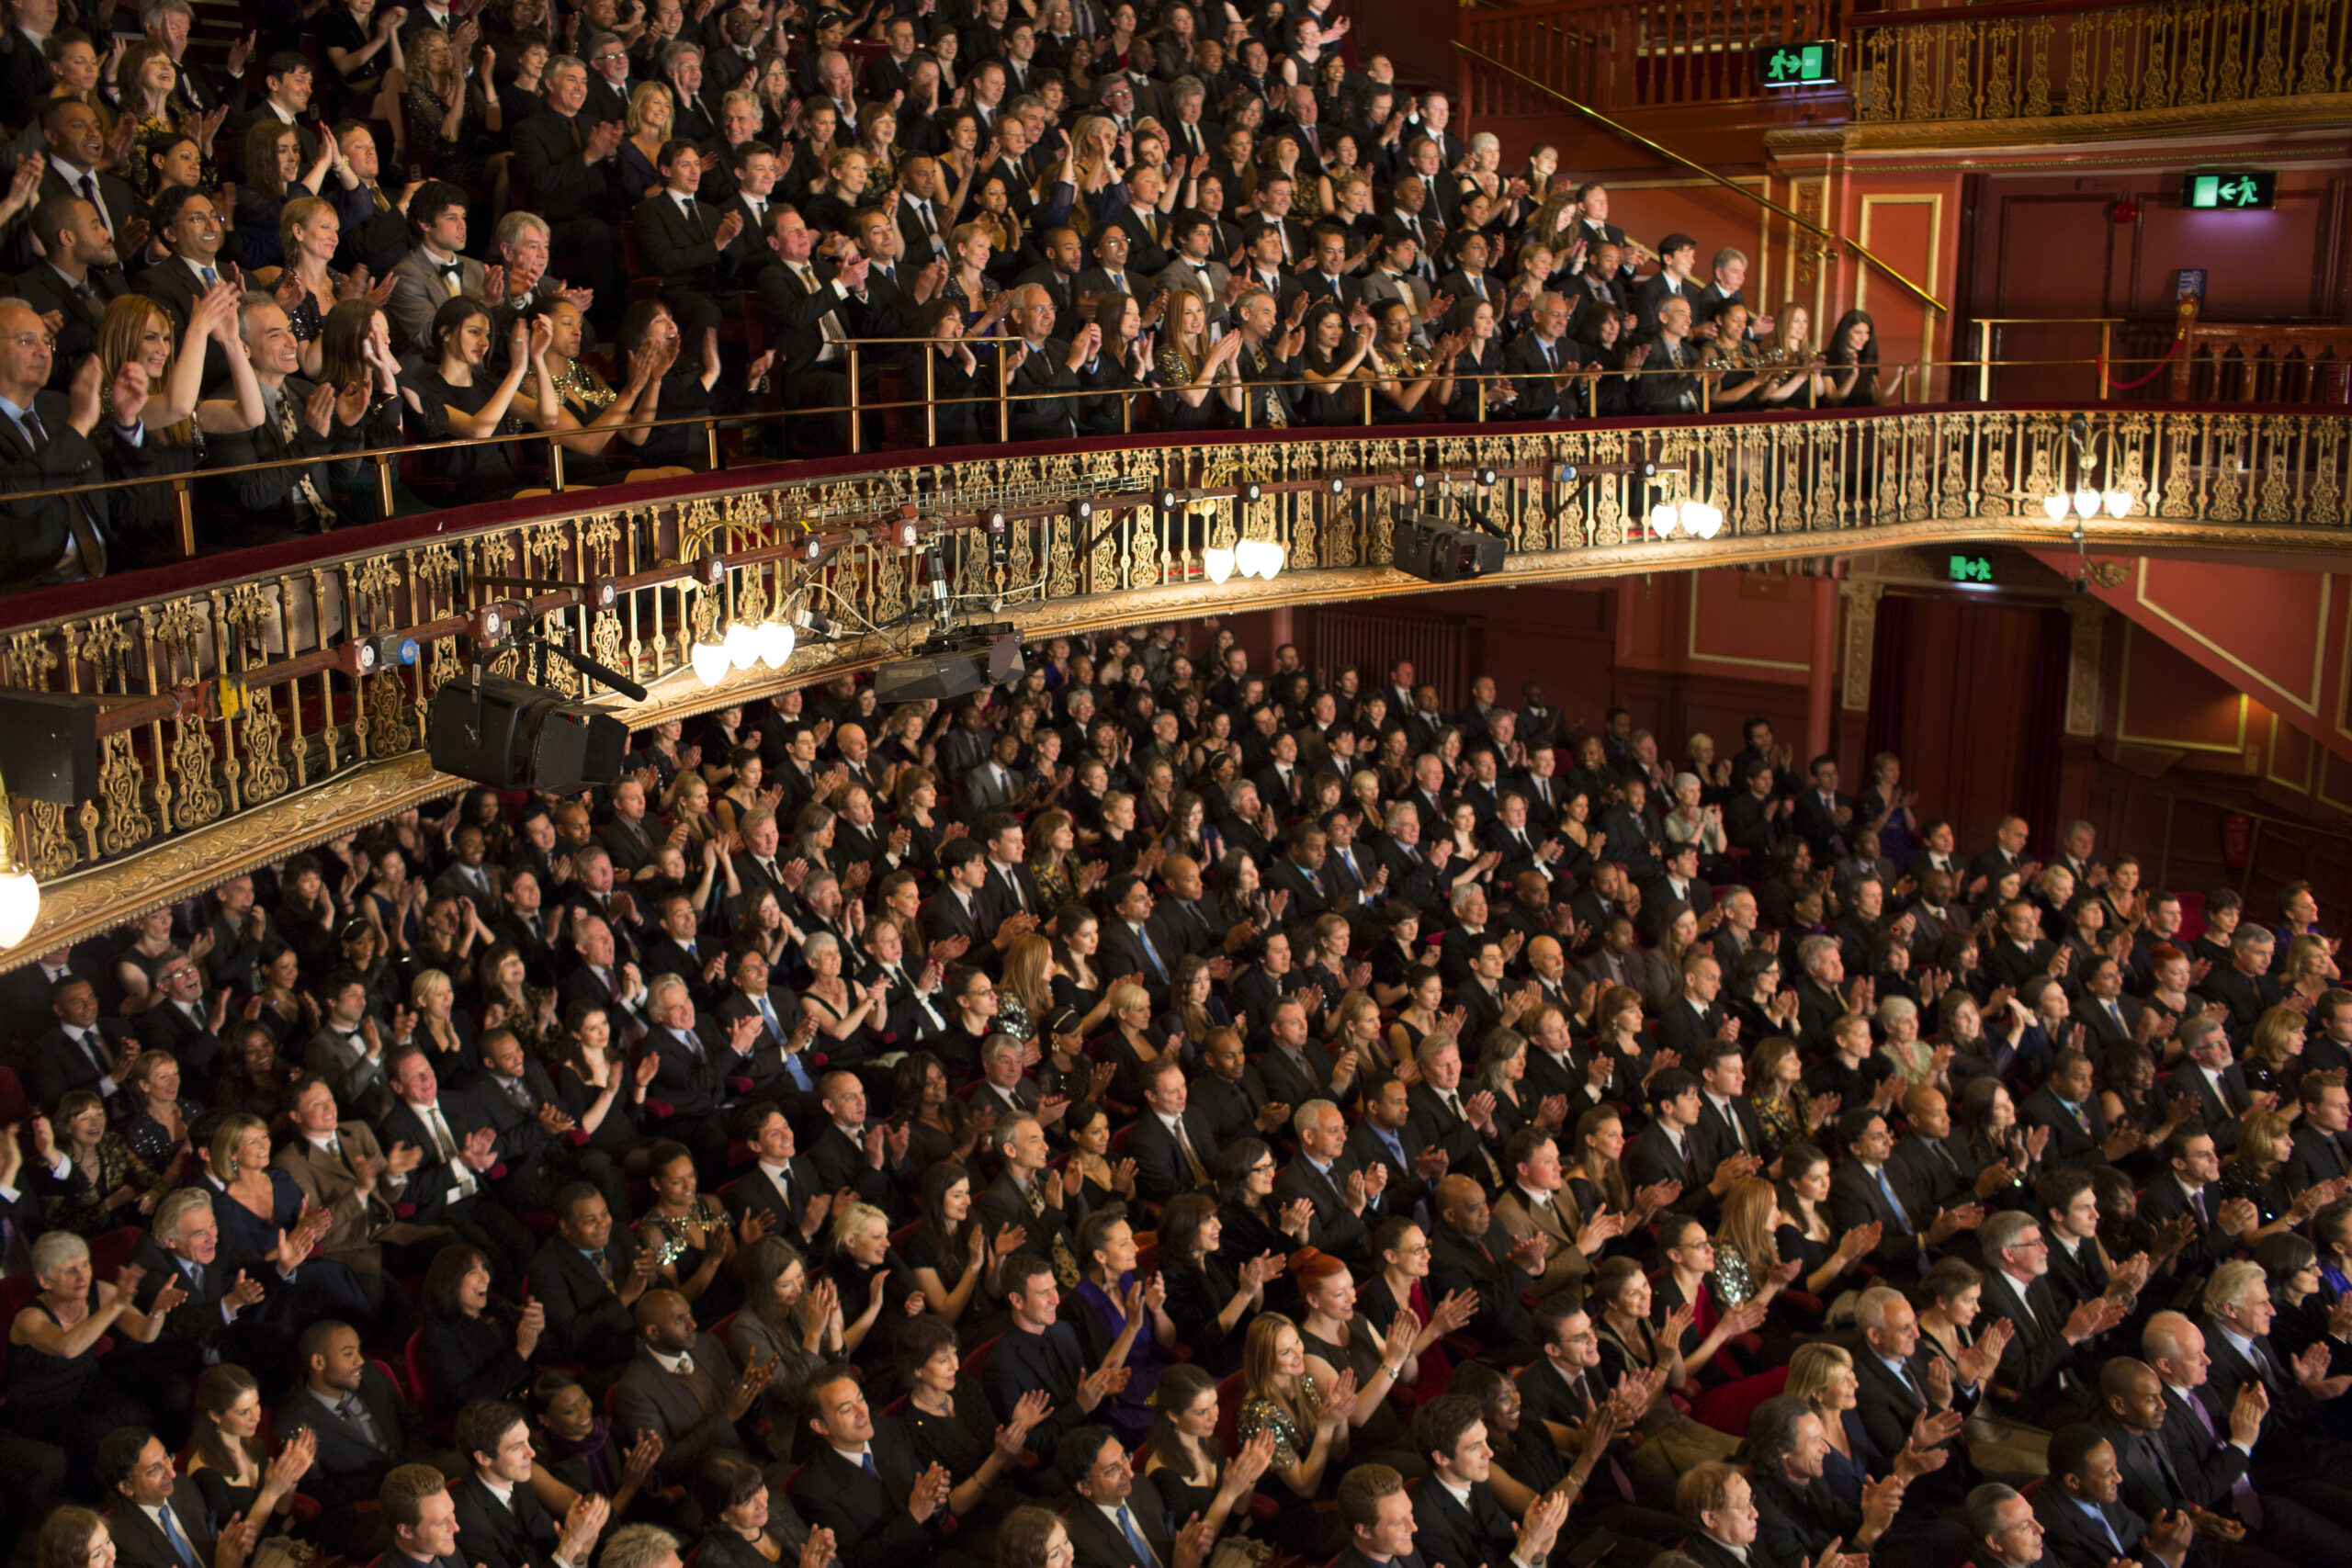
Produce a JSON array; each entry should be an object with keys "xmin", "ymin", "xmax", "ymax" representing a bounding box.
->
[{"xmin": 1, "ymin": 400, "xmax": 2347, "ymax": 964}]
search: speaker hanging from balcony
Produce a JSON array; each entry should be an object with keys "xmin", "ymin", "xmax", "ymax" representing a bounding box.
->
[
  {"xmin": 427, "ymin": 676, "xmax": 628, "ymax": 792},
  {"xmin": 874, "ymin": 629, "xmax": 1025, "ymax": 704},
  {"xmin": 1393, "ymin": 509, "xmax": 1508, "ymax": 584}
]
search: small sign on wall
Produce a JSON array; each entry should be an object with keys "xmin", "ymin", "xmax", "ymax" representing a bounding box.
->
[{"xmin": 2183, "ymin": 170, "xmax": 2276, "ymax": 209}]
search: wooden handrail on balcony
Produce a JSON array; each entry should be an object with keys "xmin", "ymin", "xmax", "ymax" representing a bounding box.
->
[
  {"xmin": 1459, "ymin": 0, "xmax": 1839, "ymax": 117},
  {"xmin": 2165, "ymin": 298, "xmax": 2352, "ymax": 405}
]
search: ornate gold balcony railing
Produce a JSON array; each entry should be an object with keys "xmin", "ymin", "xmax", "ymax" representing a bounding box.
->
[
  {"xmin": 3, "ymin": 402, "xmax": 2348, "ymax": 964},
  {"xmin": 1853, "ymin": 0, "xmax": 2351, "ymax": 125}
]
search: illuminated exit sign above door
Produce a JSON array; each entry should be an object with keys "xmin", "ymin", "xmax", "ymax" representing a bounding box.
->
[{"xmin": 1757, "ymin": 41, "xmax": 1839, "ymax": 86}]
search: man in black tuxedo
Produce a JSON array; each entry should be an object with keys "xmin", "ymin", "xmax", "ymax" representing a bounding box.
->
[
  {"xmin": 2171, "ymin": 1018, "xmax": 2260, "ymax": 1152},
  {"xmin": 640, "ymin": 975, "xmax": 754, "ymax": 1181},
  {"xmin": 1501, "ymin": 293, "xmax": 1584, "ymax": 421},
  {"xmin": 1690, "ymin": 1038, "xmax": 1769, "ymax": 1169},
  {"xmin": 1790, "ymin": 753, "xmax": 1856, "ymax": 860},
  {"xmin": 28, "ymin": 975, "xmax": 136, "ymax": 1114},
  {"xmin": 97, "ymin": 1427, "xmax": 219, "ymax": 1568},
  {"xmin": 452, "ymin": 1399, "xmax": 609, "ymax": 1568},
  {"xmin": 2139, "ymin": 1125, "xmax": 2258, "ymax": 1275},
  {"xmin": 510, "ymin": 59, "xmax": 623, "ymax": 323},
  {"xmin": 1623, "ymin": 1069, "xmax": 1744, "ymax": 1223},
  {"xmin": 526, "ymin": 1183, "xmax": 653, "ymax": 1377},
  {"xmin": 789, "ymin": 1367, "xmax": 954, "ymax": 1568},
  {"xmin": 13, "ymin": 194, "xmax": 126, "ymax": 390},
  {"xmin": 278, "ymin": 1321, "xmax": 431, "ymax": 1558},
  {"xmin": 752, "ymin": 205, "xmax": 867, "ymax": 455},
  {"xmin": 119, "ymin": 1190, "xmax": 300, "ymax": 1443},
  {"xmin": 631, "ymin": 137, "xmax": 742, "ymax": 340},
  {"xmin": 1657, "ymin": 953, "xmax": 1731, "ymax": 1068},
  {"xmin": 133, "ymin": 952, "xmax": 228, "ymax": 1096},
  {"xmin": 1746, "ymin": 1395, "xmax": 1934, "ymax": 1568}
]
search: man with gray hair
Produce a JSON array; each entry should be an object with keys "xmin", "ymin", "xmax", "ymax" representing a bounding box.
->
[
  {"xmin": 1279, "ymin": 1098, "xmax": 1384, "ymax": 1263},
  {"xmin": 1692, "ymin": 245, "xmax": 1771, "ymax": 338},
  {"xmin": 1963, "ymin": 1483, "xmax": 2044, "ymax": 1568},
  {"xmin": 599, "ymin": 1523, "xmax": 684, "ymax": 1568},
  {"xmin": 1853, "ymin": 1283, "xmax": 1978, "ymax": 1503},
  {"xmin": 2143, "ymin": 1308, "xmax": 2352, "ymax": 1531},
  {"xmin": 1976, "ymin": 1205, "xmax": 2121, "ymax": 1424},
  {"xmin": 120, "ymin": 1187, "xmax": 290, "ymax": 1440}
]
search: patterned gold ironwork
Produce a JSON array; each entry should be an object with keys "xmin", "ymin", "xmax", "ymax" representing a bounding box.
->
[
  {"xmin": 21, "ymin": 801, "xmax": 76, "ymax": 881},
  {"xmin": 97, "ymin": 734, "xmax": 153, "ymax": 856},
  {"xmin": 169, "ymin": 721, "xmax": 224, "ymax": 829}
]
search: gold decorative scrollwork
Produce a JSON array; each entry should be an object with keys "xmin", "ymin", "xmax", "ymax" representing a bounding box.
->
[
  {"xmin": 240, "ymin": 694, "xmax": 289, "ymax": 804},
  {"xmin": 2160, "ymin": 413, "xmax": 2203, "ymax": 517},
  {"xmin": 21, "ymin": 801, "xmax": 76, "ymax": 880},
  {"xmin": 170, "ymin": 722, "xmax": 224, "ymax": 829},
  {"xmin": 6, "ymin": 630, "xmax": 59, "ymax": 689},
  {"xmin": 80, "ymin": 618, "xmax": 134, "ymax": 690},
  {"xmin": 2253, "ymin": 0, "xmax": 2287, "ymax": 94},
  {"xmin": 368, "ymin": 670, "xmax": 416, "ymax": 751},
  {"xmin": 2257, "ymin": 425, "xmax": 2296, "ymax": 521},
  {"xmin": 152, "ymin": 600, "xmax": 207, "ymax": 683},
  {"xmin": 97, "ymin": 734, "xmax": 153, "ymax": 856},
  {"xmin": 2025, "ymin": 16, "xmax": 2055, "ymax": 114},
  {"xmin": 2309, "ymin": 421, "xmax": 2344, "ymax": 524}
]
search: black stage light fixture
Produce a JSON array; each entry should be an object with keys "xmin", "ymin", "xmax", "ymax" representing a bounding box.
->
[
  {"xmin": 874, "ymin": 626, "xmax": 1026, "ymax": 704},
  {"xmin": 428, "ymin": 676, "xmax": 629, "ymax": 793},
  {"xmin": 1394, "ymin": 507, "xmax": 1507, "ymax": 584}
]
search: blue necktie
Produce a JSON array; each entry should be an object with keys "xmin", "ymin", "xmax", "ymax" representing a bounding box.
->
[
  {"xmin": 1873, "ymin": 1167, "xmax": 1913, "ymax": 1235},
  {"xmin": 155, "ymin": 1505, "xmax": 198, "ymax": 1568},
  {"xmin": 859, "ymin": 1451, "xmax": 876, "ymax": 1477},
  {"xmin": 1135, "ymin": 923, "xmax": 1167, "ymax": 982},
  {"xmin": 1117, "ymin": 1505, "xmax": 1155, "ymax": 1565}
]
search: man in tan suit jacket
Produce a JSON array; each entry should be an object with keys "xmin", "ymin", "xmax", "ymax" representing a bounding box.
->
[
  {"xmin": 1491, "ymin": 1126, "xmax": 1613, "ymax": 1301},
  {"xmin": 276, "ymin": 1076, "xmax": 449, "ymax": 1285}
]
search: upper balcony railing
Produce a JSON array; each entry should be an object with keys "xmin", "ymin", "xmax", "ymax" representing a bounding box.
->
[
  {"xmin": 5, "ymin": 390, "xmax": 2350, "ymax": 962},
  {"xmin": 1457, "ymin": 0, "xmax": 2352, "ymax": 124}
]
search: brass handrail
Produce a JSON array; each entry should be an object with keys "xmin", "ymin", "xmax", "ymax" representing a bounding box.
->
[{"xmin": 1452, "ymin": 38, "xmax": 1950, "ymax": 317}]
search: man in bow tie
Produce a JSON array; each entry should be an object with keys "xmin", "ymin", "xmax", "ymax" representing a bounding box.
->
[{"xmin": 384, "ymin": 182, "xmax": 488, "ymax": 353}]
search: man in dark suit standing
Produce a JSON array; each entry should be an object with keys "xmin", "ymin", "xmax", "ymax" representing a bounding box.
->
[
  {"xmin": 509, "ymin": 58, "xmax": 622, "ymax": 323},
  {"xmin": 451, "ymin": 1399, "xmax": 610, "ymax": 1568},
  {"xmin": 97, "ymin": 1427, "xmax": 219, "ymax": 1568},
  {"xmin": 1790, "ymin": 753, "xmax": 1856, "ymax": 860},
  {"xmin": 527, "ymin": 1183, "xmax": 654, "ymax": 1378},
  {"xmin": 639, "ymin": 975, "xmax": 751, "ymax": 1180},
  {"xmin": 1408, "ymin": 1394, "xmax": 1571, "ymax": 1568},
  {"xmin": 631, "ymin": 138, "xmax": 742, "ymax": 341},
  {"xmin": 753, "ymin": 205, "xmax": 867, "ymax": 455},
  {"xmin": 611, "ymin": 1290, "xmax": 763, "ymax": 1488},
  {"xmin": 277, "ymin": 1320, "xmax": 432, "ymax": 1558}
]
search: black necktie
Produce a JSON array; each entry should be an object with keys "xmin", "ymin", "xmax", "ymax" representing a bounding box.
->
[{"xmin": 12, "ymin": 406, "xmax": 107, "ymax": 576}]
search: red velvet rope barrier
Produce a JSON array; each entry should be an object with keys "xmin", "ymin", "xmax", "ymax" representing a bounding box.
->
[{"xmin": 2103, "ymin": 332, "xmax": 2186, "ymax": 391}]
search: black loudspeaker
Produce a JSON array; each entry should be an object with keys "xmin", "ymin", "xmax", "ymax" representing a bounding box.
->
[
  {"xmin": 0, "ymin": 692, "xmax": 99, "ymax": 805},
  {"xmin": 1395, "ymin": 513, "xmax": 1508, "ymax": 584},
  {"xmin": 427, "ymin": 677, "xmax": 629, "ymax": 792},
  {"xmin": 875, "ymin": 633, "xmax": 1025, "ymax": 704}
]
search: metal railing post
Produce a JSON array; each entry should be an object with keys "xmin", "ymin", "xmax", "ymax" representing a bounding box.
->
[
  {"xmin": 174, "ymin": 477, "xmax": 196, "ymax": 558},
  {"xmin": 923, "ymin": 351, "xmax": 937, "ymax": 447},
  {"xmin": 996, "ymin": 354, "xmax": 1010, "ymax": 443},
  {"xmin": 848, "ymin": 343, "xmax": 863, "ymax": 455}
]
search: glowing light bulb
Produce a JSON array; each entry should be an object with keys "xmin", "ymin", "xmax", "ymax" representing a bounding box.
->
[
  {"xmin": 2073, "ymin": 487, "xmax": 2100, "ymax": 519},
  {"xmin": 2104, "ymin": 489, "xmax": 2132, "ymax": 518},
  {"xmin": 1253, "ymin": 542, "xmax": 1285, "ymax": 580},
  {"xmin": 0, "ymin": 868, "xmax": 37, "ymax": 949},
  {"xmin": 690, "ymin": 637, "xmax": 730, "ymax": 686},
  {"xmin": 2043, "ymin": 494, "xmax": 2071, "ymax": 521},
  {"xmin": 1649, "ymin": 503, "xmax": 1680, "ymax": 538},
  {"xmin": 1204, "ymin": 547, "xmax": 1236, "ymax": 583},
  {"xmin": 756, "ymin": 619, "xmax": 796, "ymax": 669}
]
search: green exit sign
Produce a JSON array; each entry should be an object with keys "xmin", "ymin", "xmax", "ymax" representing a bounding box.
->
[
  {"xmin": 1757, "ymin": 41, "xmax": 1839, "ymax": 86},
  {"xmin": 2185, "ymin": 170, "xmax": 2276, "ymax": 209},
  {"xmin": 1948, "ymin": 554, "xmax": 1994, "ymax": 583}
]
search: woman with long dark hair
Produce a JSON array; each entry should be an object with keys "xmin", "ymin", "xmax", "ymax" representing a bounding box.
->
[
  {"xmin": 1822, "ymin": 309, "xmax": 1909, "ymax": 407},
  {"xmin": 420, "ymin": 1242, "xmax": 539, "ymax": 1411}
]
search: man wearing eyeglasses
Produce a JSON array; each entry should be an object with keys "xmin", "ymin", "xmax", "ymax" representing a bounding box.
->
[
  {"xmin": 0, "ymin": 299, "xmax": 143, "ymax": 587},
  {"xmin": 133, "ymin": 953, "xmax": 230, "ymax": 1093}
]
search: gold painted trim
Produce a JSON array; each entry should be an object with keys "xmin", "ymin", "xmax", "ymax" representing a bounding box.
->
[
  {"xmin": 1856, "ymin": 194, "xmax": 1943, "ymax": 373},
  {"xmin": 2133, "ymin": 558, "xmax": 2327, "ymax": 716},
  {"xmin": 2266, "ymin": 714, "xmax": 2315, "ymax": 794},
  {"xmin": 2115, "ymin": 621, "xmax": 2253, "ymax": 755}
]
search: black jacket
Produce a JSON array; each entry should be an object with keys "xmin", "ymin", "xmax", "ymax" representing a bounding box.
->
[
  {"xmin": 526, "ymin": 1227, "xmax": 644, "ymax": 1372},
  {"xmin": 452, "ymin": 1472, "xmax": 563, "ymax": 1568}
]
